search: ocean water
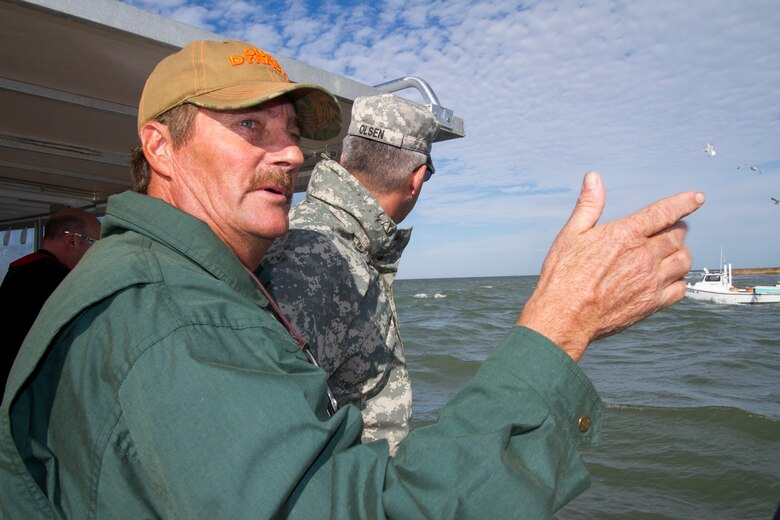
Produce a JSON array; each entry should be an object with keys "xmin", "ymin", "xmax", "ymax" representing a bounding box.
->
[{"xmin": 394, "ymin": 275, "xmax": 780, "ymax": 519}]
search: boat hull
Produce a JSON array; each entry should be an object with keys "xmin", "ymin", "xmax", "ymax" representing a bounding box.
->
[{"xmin": 685, "ymin": 286, "xmax": 780, "ymax": 304}]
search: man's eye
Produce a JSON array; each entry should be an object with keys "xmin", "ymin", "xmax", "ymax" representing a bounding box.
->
[{"xmin": 239, "ymin": 120, "xmax": 256, "ymax": 129}]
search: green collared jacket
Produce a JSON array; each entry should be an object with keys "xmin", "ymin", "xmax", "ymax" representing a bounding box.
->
[
  {"xmin": 0, "ymin": 190, "xmax": 602, "ymax": 519},
  {"xmin": 261, "ymin": 159, "xmax": 413, "ymax": 453}
]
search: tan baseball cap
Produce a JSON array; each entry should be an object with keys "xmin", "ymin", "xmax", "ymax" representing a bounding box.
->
[{"xmin": 138, "ymin": 39, "xmax": 341, "ymax": 141}]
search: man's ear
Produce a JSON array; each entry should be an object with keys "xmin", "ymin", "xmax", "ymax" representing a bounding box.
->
[
  {"xmin": 140, "ymin": 121, "xmax": 175, "ymax": 180},
  {"xmin": 63, "ymin": 232, "xmax": 78, "ymax": 248},
  {"xmin": 410, "ymin": 163, "xmax": 427, "ymax": 197}
]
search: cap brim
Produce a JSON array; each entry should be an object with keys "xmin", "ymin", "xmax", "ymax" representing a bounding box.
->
[{"xmin": 189, "ymin": 82, "xmax": 341, "ymax": 141}]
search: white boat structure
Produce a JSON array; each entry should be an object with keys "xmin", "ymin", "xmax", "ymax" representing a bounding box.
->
[{"xmin": 685, "ymin": 263, "xmax": 780, "ymax": 304}]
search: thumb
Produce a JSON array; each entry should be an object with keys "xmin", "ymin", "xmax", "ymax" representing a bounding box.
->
[{"xmin": 562, "ymin": 171, "xmax": 605, "ymax": 237}]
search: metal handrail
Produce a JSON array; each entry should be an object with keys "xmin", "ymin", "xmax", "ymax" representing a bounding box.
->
[{"xmin": 373, "ymin": 76, "xmax": 455, "ymax": 131}]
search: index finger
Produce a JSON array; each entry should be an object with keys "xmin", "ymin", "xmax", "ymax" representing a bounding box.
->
[{"xmin": 630, "ymin": 191, "xmax": 705, "ymax": 237}]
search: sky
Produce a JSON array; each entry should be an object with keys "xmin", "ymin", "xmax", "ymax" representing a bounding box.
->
[{"xmin": 121, "ymin": 0, "xmax": 780, "ymax": 279}]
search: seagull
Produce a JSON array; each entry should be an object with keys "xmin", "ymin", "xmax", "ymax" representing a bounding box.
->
[
  {"xmin": 703, "ymin": 143, "xmax": 716, "ymax": 156},
  {"xmin": 772, "ymin": 197, "xmax": 780, "ymax": 205},
  {"xmin": 738, "ymin": 164, "xmax": 762, "ymax": 175}
]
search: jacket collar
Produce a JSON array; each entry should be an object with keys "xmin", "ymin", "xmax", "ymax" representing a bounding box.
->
[
  {"xmin": 103, "ymin": 191, "xmax": 268, "ymax": 306},
  {"xmin": 9, "ymin": 249, "xmax": 68, "ymax": 270},
  {"xmin": 304, "ymin": 160, "xmax": 412, "ymax": 271}
]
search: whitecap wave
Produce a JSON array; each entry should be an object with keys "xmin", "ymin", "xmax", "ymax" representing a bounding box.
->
[{"xmin": 413, "ymin": 292, "xmax": 447, "ymax": 299}]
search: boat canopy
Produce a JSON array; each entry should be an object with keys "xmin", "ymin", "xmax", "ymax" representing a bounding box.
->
[{"xmin": 0, "ymin": 0, "xmax": 464, "ymax": 249}]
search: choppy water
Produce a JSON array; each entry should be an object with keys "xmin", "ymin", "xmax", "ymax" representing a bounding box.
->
[{"xmin": 395, "ymin": 275, "xmax": 780, "ymax": 519}]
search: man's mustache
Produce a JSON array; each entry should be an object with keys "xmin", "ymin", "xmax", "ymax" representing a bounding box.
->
[{"xmin": 250, "ymin": 168, "xmax": 294, "ymax": 202}]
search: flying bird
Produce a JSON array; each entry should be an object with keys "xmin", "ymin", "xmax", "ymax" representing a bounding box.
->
[
  {"xmin": 738, "ymin": 164, "xmax": 762, "ymax": 175},
  {"xmin": 772, "ymin": 197, "xmax": 780, "ymax": 205},
  {"xmin": 703, "ymin": 143, "xmax": 716, "ymax": 156}
]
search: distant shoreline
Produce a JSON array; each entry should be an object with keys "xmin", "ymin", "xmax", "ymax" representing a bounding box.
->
[{"xmin": 732, "ymin": 267, "xmax": 780, "ymax": 275}]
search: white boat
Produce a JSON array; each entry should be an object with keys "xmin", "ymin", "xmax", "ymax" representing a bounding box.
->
[{"xmin": 685, "ymin": 263, "xmax": 780, "ymax": 304}]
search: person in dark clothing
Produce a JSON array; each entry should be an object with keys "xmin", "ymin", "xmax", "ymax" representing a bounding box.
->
[{"xmin": 0, "ymin": 208, "xmax": 100, "ymax": 400}]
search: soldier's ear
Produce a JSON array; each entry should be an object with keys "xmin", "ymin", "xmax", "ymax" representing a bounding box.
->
[{"xmin": 410, "ymin": 164, "xmax": 426, "ymax": 197}]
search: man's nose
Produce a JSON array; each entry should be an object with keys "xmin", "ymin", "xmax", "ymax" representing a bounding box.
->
[{"xmin": 268, "ymin": 136, "xmax": 304, "ymax": 172}]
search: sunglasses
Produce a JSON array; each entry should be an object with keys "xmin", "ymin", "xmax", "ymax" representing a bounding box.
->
[
  {"xmin": 64, "ymin": 230, "xmax": 97, "ymax": 245},
  {"xmin": 423, "ymin": 156, "xmax": 435, "ymax": 182}
]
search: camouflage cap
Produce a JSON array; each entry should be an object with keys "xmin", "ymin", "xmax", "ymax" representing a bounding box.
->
[
  {"xmin": 347, "ymin": 94, "xmax": 440, "ymax": 155},
  {"xmin": 138, "ymin": 39, "xmax": 342, "ymax": 141}
]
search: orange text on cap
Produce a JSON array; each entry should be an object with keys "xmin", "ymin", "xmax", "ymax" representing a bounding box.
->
[{"xmin": 228, "ymin": 48, "xmax": 289, "ymax": 80}]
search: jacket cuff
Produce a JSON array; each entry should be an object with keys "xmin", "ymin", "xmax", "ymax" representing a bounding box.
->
[{"xmin": 488, "ymin": 326, "xmax": 603, "ymax": 446}]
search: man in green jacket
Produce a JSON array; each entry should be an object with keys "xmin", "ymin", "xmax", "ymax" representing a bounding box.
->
[{"xmin": 0, "ymin": 38, "xmax": 705, "ymax": 518}]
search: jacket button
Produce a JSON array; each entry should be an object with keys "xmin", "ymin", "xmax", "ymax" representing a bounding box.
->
[{"xmin": 578, "ymin": 415, "xmax": 591, "ymax": 433}]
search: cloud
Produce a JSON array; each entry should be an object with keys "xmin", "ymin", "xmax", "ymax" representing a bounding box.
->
[
  {"xmin": 121, "ymin": 0, "xmax": 780, "ymax": 277},
  {"xmin": 167, "ymin": 4, "xmax": 212, "ymax": 28},
  {"xmin": 124, "ymin": 0, "xmax": 188, "ymax": 9}
]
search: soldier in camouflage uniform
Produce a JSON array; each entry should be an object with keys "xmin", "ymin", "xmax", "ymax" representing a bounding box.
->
[{"xmin": 260, "ymin": 93, "xmax": 440, "ymax": 453}]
